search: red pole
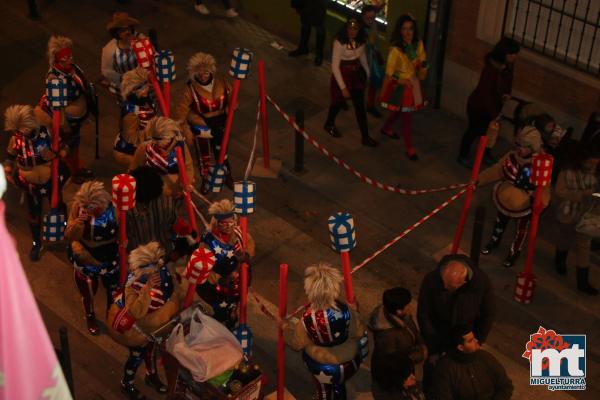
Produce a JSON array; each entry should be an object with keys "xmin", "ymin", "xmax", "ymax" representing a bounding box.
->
[
  {"xmin": 451, "ymin": 136, "xmax": 488, "ymax": 253},
  {"xmin": 183, "ymin": 282, "xmax": 196, "ymax": 309},
  {"xmin": 239, "ymin": 216, "xmax": 248, "ymax": 250},
  {"xmin": 217, "ymin": 79, "xmax": 241, "ymax": 164},
  {"xmin": 118, "ymin": 211, "xmax": 128, "ymax": 286},
  {"xmin": 239, "ymin": 262, "xmax": 249, "ymax": 325},
  {"xmin": 50, "ymin": 110, "xmax": 61, "ymax": 209},
  {"xmin": 163, "ymin": 81, "xmax": 171, "ymax": 117},
  {"xmin": 340, "ymin": 252, "xmax": 355, "ymax": 304},
  {"xmin": 258, "ymin": 60, "xmax": 270, "ymax": 169},
  {"xmin": 523, "ymin": 186, "xmax": 544, "ymax": 276},
  {"xmin": 150, "ymin": 75, "xmax": 169, "ymax": 117},
  {"xmin": 277, "ymin": 263, "xmax": 288, "ymax": 400},
  {"xmin": 175, "ymin": 146, "xmax": 199, "ymax": 239}
]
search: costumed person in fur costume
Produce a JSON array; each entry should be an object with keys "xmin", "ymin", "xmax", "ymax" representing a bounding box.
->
[
  {"xmin": 195, "ymin": 198, "xmax": 255, "ymax": 329},
  {"xmin": 65, "ymin": 181, "xmax": 119, "ymax": 335},
  {"xmin": 35, "ymin": 35, "xmax": 94, "ymax": 183},
  {"xmin": 129, "ymin": 116, "xmax": 195, "ymax": 197},
  {"xmin": 478, "ymin": 126, "xmax": 551, "ymax": 267},
  {"xmin": 3, "ymin": 104, "xmax": 70, "ymax": 261},
  {"xmin": 113, "ymin": 67, "xmax": 156, "ymax": 168},
  {"xmin": 107, "ymin": 242, "xmax": 180, "ymax": 399},
  {"xmin": 101, "ymin": 12, "xmax": 142, "ymax": 97},
  {"xmin": 283, "ymin": 263, "xmax": 368, "ymax": 400},
  {"xmin": 172, "ymin": 52, "xmax": 234, "ymax": 192}
]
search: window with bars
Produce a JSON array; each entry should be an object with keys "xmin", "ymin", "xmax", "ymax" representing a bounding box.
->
[{"xmin": 503, "ymin": 0, "xmax": 600, "ymax": 75}]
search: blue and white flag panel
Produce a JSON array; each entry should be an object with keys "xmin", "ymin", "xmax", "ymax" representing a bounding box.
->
[
  {"xmin": 46, "ymin": 78, "xmax": 69, "ymax": 108},
  {"xmin": 328, "ymin": 212, "xmax": 356, "ymax": 252},
  {"xmin": 234, "ymin": 181, "xmax": 256, "ymax": 215},
  {"xmin": 229, "ymin": 48, "xmax": 253, "ymax": 79}
]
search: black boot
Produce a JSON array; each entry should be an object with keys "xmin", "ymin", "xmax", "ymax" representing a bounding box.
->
[
  {"xmin": 503, "ymin": 250, "xmax": 520, "ymax": 268},
  {"xmin": 324, "ymin": 124, "xmax": 342, "ymax": 138},
  {"xmin": 481, "ymin": 238, "xmax": 500, "ymax": 255},
  {"xmin": 576, "ymin": 267, "xmax": 598, "ymax": 295},
  {"xmin": 121, "ymin": 382, "xmax": 146, "ymax": 400},
  {"xmin": 85, "ymin": 313, "xmax": 100, "ymax": 336},
  {"xmin": 289, "ymin": 25, "xmax": 310, "ymax": 57},
  {"xmin": 555, "ymin": 249, "xmax": 568, "ymax": 275},
  {"xmin": 145, "ymin": 373, "xmax": 167, "ymax": 393}
]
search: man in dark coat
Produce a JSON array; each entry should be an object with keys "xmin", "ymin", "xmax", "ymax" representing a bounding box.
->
[
  {"xmin": 289, "ymin": 0, "xmax": 327, "ymax": 65},
  {"xmin": 430, "ymin": 325, "xmax": 513, "ymax": 400},
  {"xmin": 417, "ymin": 254, "xmax": 496, "ymax": 388},
  {"xmin": 369, "ymin": 287, "xmax": 427, "ymax": 399}
]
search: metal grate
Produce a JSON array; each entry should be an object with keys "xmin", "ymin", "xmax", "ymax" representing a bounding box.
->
[{"xmin": 503, "ymin": 0, "xmax": 600, "ymax": 75}]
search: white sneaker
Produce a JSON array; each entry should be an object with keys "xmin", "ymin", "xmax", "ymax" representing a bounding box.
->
[
  {"xmin": 225, "ymin": 8, "xmax": 238, "ymax": 18},
  {"xmin": 194, "ymin": 4, "xmax": 210, "ymax": 15}
]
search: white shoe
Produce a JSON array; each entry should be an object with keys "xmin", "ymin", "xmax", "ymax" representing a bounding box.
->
[
  {"xmin": 225, "ymin": 8, "xmax": 238, "ymax": 18},
  {"xmin": 194, "ymin": 4, "xmax": 210, "ymax": 15}
]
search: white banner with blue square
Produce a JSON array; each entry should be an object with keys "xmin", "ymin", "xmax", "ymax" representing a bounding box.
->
[
  {"xmin": 234, "ymin": 181, "xmax": 256, "ymax": 215},
  {"xmin": 155, "ymin": 50, "xmax": 176, "ymax": 83},
  {"xmin": 208, "ymin": 164, "xmax": 227, "ymax": 193},
  {"xmin": 328, "ymin": 212, "xmax": 356, "ymax": 253},
  {"xmin": 46, "ymin": 78, "xmax": 69, "ymax": 109},
  {"xmin": 229, "ymin": 48, "xmax": 253, "ymax": 80}
]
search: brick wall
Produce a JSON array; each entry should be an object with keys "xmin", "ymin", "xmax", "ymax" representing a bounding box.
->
[{"xmin": 442, "ymin": 0, "xmax": 598, "ymax": 133}]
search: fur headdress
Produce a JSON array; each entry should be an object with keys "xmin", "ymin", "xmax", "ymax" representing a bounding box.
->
[
  {"xmin": 121, "ymin": 67, "xmax": 149, "ymax": 100},
  {"xmin": 145, "ymin": 117, "xmax": 183, "ymax": 147},
  {"xmin": 208, "ymin": 198, "xmax": 236, "ymax": 225},
  {"xmin": 187, "ymin": 52, "xmax": 217, "ymax": 80},
  {"xmin": 72, "ymin": 181, "xmax": 112, "ymax": 211},
  {"xmin": 516, "ymin": 125, "xmax": 543, "ymax": 154},
  {"xmin": 47, "ymin": 35, "xmax": 73, "ymax": 66},
  {"xmin": 4, "ymin": 105, "xmax": 38, "ymax": 132},
  {"xmin": 304, "ymin": 263, "xmax": 343, "ymax": 310},
  {"xmin": 128, "ymin": 241, "xmax": 165, "ymax": 281}
]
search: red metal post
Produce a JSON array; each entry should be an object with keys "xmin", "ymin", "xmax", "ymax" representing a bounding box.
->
[
  {"xmin": 217, "ymin": 79, "xmax": 241, "ymax": 164},
  {"xmin": 239, "ymin": 263, "xmax": 249, "ymax": 325},
  {"xmin": 175, "ymin": 146, "xmax": 199, "ymax": 239},
  {"xmin": 118, "ymin": 211, "xmax": 128, "ymax": 286},
  {"xmin": 340, "ymin": 252, "xmax": 355, "ymax": 304},
  {"xmin": 239, "ymin": 216, "xmax": 248, "ymax": 250},
  {"xmin": 523, "ymin": 186, "xmax": 544, "ymax": 276},
  {"xmin": 258, "ymin": 60, "xmax": 270, "ymax": 169},
  {"xmin": 451, "ymin": 136, "xmax": 488, "ymax": 253},
  {"xmin": 150, "ymin": 75, "xmax": 169, "ymax": 117},
  {"xmin": 50, "ymin": 111, "xmax": 61, "ymax": 209},
  {"xmin": 277, "ymin": 263, "xmax": 288, "ymax": 400},
  {"xmin": 183, "ymin": 282, "xmax": 196, "ymax": 309}
]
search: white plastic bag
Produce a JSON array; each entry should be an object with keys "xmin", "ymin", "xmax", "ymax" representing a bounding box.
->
[{"xmin": 166, "ymin": 309, "xmax": 243, "ymax": 382}]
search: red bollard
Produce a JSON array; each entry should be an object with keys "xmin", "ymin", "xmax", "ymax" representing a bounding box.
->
[
  {"xmin": 112, "ymin": 174, "xmax": 137, "ymax": 287},
  {"xmin": 258, "ymin": 60, "xmax": 270, "ymax": 169},
  {"xmin": 175, "ymin": 146, "xmax": 199, "ymax": 240},
  {"xmin": 451, "ymin": 136, "xmax": 488, "ymax": 253},
  {"xmin": 514, "ymin": 154, "xmax": 553, "ymax": 304},
  {"xmin": 239, "ymin": 263, "xmax": 249, "ymax": 325},
  {"xmin": 239, "ymin": 215, "xmax": 248, "ymax": 250},
  {"xmin": 277, "ymin": 263, "xmax": 288, "ymax": 400},
  {"xmin": 340, "ymin": 252, "xmax": 355, "ymax": 304},
  {"xmin": 217, "ymin": 79, "xmax": 241, "ymax": 165}
]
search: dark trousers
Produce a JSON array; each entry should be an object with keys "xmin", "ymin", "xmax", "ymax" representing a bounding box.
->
[
  {"xmin": 123, "ymin": 343, "xmax": 157, "ymax": 385},
  {"xmin": 298, "ymin": 24, "xmax": 325, "ymax": 57},
  {"xmin": 490, "ymin": 212, "xmax": 530, "ymax": 254},
  {"xmin": 325, "ymin": 90, "xmax": 369, "ymax": 139},
  {"xmin": 458, "ymin": 106, "xmax": 492, "ymax": 159}
]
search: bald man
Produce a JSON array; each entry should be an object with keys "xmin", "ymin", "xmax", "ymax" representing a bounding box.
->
[{"xmin": 417, "ymin": 254, "xmax": 495, "ymax": 389}]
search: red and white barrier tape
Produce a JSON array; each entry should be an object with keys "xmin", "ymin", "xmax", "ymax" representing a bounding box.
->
[
  {"xmin": 351, "ymin": 187, "xmax": 468, "ymax": 274},
  {"xmin": 266, "ymin": 94, "xmax": 468, "ymax": 195}
]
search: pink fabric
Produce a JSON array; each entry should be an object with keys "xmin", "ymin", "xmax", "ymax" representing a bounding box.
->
[{"xmin": 0, "ymin": 201, "xmax": 72, "ymax": 400}]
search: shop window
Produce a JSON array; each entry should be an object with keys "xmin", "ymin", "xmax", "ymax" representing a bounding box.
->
[{"xmin": 328, "ymin": 0, "xmax": 389, "ymax": 25}]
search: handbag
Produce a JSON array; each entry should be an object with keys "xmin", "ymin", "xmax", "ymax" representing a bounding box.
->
[{"xmin": 575, "ymin": 200, "xmax": 600, "ymax": 237}]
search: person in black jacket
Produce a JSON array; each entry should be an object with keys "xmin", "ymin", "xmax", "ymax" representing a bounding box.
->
[
  {"xmin": 430, "ymin": 325, "xmax": 513, "ymax": 400},
  {"xmin": 417, "ymin": 254, "xmax": 495, "ymax": 388},
  {"xmin": 289, "ymin": 0, "xmax": 327, "ymax": 66}
]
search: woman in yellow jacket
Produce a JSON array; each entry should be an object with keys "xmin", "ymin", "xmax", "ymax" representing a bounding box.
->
[{"xmin": 380, "ymin": 14, "xmax": 428, "ymax": 161}]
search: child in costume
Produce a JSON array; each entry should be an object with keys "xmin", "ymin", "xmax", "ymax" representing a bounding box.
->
[
  {"xmin": 101, "ymin": 12, "xmax": 142, "ymax": 97},
  {"xmin": 380, "ymin": 14, "xmax": 428, "ymax": 161},
  {"xmin": 195, "ymin": 199, "xmax": 255, "ymax": 330},
  {"xmin": 478, "ymin": 126, "xmax": 551, "ymax": 267},
  {"xmin": 173, "ymin": 52, "xmax": 233, "ymax": 191},
  {"xmin": 35, "ymin": 35, "xmax": 94, "ymax": 182},
  {"xmin": 129, "ymin": 116, "xmax": 195, "ymax": 197},
  {"xmin": 113, "ymin": 67, "xmax": 156, "ymax": 168},
  {"xmin": 65, "ymin": 181, "xmax": 119, "ymax": 335},
  {"xmin": 107, "ymin": 242, "xmax": 182, "ymax": 399},
  {"xmin": 283, "ymin": 263, "xmax": 368, "ymax": 400},
  {"xmin": 3, "ymin": 105, "xmax": 69, "ymax": 261}
]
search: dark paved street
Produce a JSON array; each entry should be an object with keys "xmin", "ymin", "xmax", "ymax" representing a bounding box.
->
[{"xmin": 1, "ymin": 0, "xmax": 598, "ymax": 399}]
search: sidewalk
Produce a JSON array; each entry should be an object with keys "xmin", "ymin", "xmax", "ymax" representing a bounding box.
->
[{"xmin": 0, "ymin": 0, "xmax": 597, "ymax": 399}]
